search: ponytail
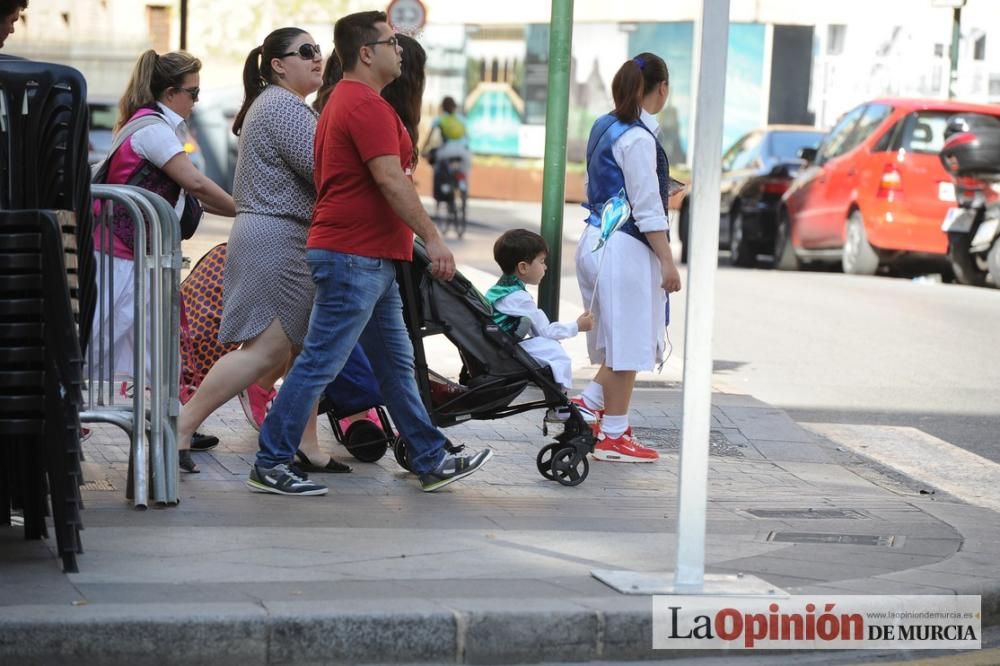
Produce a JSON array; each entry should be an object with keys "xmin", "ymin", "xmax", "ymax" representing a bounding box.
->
[
  {"xmin": 232, "ymin": 27, "xmax": 307, "ymax": 136},
  {"xmin": 233, "ymin": 46, "xmax": 266, "ymax": 136},
  {"xmin": 313, "ymin": 51, "xmax": 343, "ymax": 114},
  {"xmin": 610, "ymin": 52, "xmax": 669, "ymax": 123},
  {"xmin": 116, "ymin": 49, "xmax": 202, "ymax": 132},
  {"xmin": 116, "ymin": 50, "xmax": 159, "ymax": 131}
]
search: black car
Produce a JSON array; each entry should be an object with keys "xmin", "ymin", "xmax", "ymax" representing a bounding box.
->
[{"xmin": 678, "ymin": 125, "xmax": 825, "ymax": 266}]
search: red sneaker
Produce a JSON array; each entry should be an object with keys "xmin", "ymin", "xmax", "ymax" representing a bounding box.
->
[
  {"xmin": 570, "ymin": 395, "xmax": 604, "ymax": 420},
  {"xmin": 593, "ymin": 428, "xmax": 659, "ymax": 463},
  {"xmin": 238, "ymin": 384, "xmax": 276, "ymax": 431}
]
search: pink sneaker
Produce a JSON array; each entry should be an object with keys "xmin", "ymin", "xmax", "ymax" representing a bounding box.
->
[
  {"xmin": 339, "ymin": 407, "xmax": 391, "ymax": 434},
  {"xmin": 238, "ymin": 384, "xmax": 276, "ymax": 431},
  {"xmin": 593, "ymin": 428, "xmax": 659, "ymax": 463}
]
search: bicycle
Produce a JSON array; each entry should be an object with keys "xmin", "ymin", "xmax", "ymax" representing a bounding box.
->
[{"xmin": 431, "ymin": 152, "xmax": 468, "ymax": 238}]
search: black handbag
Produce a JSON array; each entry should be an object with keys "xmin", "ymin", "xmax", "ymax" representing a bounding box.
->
[{"xmin": 179, "ymin": 192, "xmax": 203, "ymax": 240}]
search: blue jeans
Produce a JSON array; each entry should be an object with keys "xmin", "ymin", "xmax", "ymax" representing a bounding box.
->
[{"xmin": 257, "ymin": 249, "xmax": 446, "ymax": 475}]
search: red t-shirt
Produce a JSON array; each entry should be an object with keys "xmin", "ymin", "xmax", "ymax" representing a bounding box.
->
[{"xmin": 310, "ymin": 80, "xmax": 414, "ymax": 260}]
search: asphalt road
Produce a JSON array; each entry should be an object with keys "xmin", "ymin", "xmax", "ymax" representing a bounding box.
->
[{"xmin": 190, "ymin": 197, "xmax": 1000, "ymax": 465}]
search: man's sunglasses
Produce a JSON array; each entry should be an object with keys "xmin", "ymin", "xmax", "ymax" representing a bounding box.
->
[
  {"xmin": 174, "ymin": 86, "xmax": 200, "ymax": 101},
  {"xmin": 364, "ymin": 36, "xmax": 399, "ymax": 49},
  {"xmin": 280, "ymin": 43, "xmax": 322, "ymax": 60}
]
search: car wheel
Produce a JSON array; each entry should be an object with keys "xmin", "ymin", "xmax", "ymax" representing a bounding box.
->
[
  {"xmin": 948, "ymin": 231, "xmax": 988, "ymax": 286},
  {"xmin": 678, "ymin": 203, "xmax": 690, "ymax": 265},
  {"xmin": 773, "ymin": 209, "xmax": 799, "ymax": 271},
  {"xmin": 842, "ymin": 210, "xmax": 879, "ymax": 275},
  {"xmin": 729, "ymin": 209, "xmax": 755, "ymax": 268}
]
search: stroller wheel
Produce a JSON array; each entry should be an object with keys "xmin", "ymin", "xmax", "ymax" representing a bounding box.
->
[
  {"xmin": 344, "ymin": 420, "xmax": 389, "ymax": 463},
  {"xmin": 393, "ymin": 436, "xmax": 411, "ymax": 472},
  {"xmin": 536, "ymin": 443, "xmax": 561, "ymax": 481},
  {"xmin": 551, "ymin": 447, "xmax": 589, "ymax": 486}
]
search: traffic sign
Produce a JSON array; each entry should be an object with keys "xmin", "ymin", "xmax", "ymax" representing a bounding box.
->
[{"xmin": 387, "ymin": 0, "xmax": 427, "ymax": 32}]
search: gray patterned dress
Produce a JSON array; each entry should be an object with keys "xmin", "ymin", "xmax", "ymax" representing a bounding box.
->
[{"xmin": 220, "ymin": 85, "xmax": 318, "ymax": 346}]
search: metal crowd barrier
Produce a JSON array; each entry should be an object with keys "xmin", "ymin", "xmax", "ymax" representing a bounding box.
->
[{"xmin": 83, "ymin": 185, "xmax": 182, "ymax": 508}]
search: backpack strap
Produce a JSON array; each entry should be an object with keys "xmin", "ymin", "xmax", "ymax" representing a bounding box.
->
[{"xmin": 91, "ymin": 112, "xmax": 168, "ymax": 183}]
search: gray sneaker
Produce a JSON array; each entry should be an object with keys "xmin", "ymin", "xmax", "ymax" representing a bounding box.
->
[
  {"xmin": 419, "ymin": 448, "xmax": 494, "ymax": 492},
  {"xmin": 247, "ymin": 463, "xmax": 328, "ymax": 496}
]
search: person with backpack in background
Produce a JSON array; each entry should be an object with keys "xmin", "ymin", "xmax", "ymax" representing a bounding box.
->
[
  {"xmin": 423, "ymin": 95, "xmax": 472, "ymax": 201},
  {"xmin": 90, "ymin": 49, "xmax": 235, "ymax": 470}
]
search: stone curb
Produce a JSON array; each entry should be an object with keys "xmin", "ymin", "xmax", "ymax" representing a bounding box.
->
[{"xmin": 2, "ymin": 583, "xmax": 997, "ymax": 666}]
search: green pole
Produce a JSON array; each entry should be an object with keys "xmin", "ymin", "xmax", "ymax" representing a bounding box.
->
[
  {"xmin": 537, "ymin": 0, "xmax": 574, "ymax": 320},
  {"xmin": 948, "ymin": 6, "xmax": 962, "ymax": 100}
]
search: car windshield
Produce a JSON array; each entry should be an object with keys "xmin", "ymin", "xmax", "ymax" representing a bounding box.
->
[
  {"xmin": 89, "ymin": 104, "xmax": 118, "ymax": 132},
  {"xmin": 769, "ymin": 131, "xmax": 824, "ymax": 160}
]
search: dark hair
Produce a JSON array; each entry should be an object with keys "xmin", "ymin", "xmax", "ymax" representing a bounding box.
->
[
  {"xmin": 611, "ymin": 52, "xmax": 669, "ymax": 123},
  {"xmin": 494, "ymin": 229, "xmax": 548, "ymax": 275},
  {"xmin": 117, "ymin": 50, "xmax": 201, "ymax": 131},
  {"xmin": 1, "ymin": 0, "xmax": 28, "ymax": 14},
  {"xmin": 232, "ymin": 27, "xmax": 307, "ymax": 136},
  {"xmin": 312, "ymin": 52, "xmax": 343, "ymax": 113},
  {"xmin": 381, "ymin": 34, "xmax": 426, "ymax": 165},
  {"xmin": 333, "ymin": 10, "xmax": 385, "ymax": 72},
  {"xmin": 441, "ymin": 96, "xmax": 457, "ymax": 114}
]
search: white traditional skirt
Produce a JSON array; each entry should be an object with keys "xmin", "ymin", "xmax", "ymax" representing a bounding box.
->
[
  {"xmin": 85, "ymin": 253, "xmax": 152, "ymax": 383},
  {"xmin": 575, "ymin": 224, "xmax": 666, "ymax": 372}
]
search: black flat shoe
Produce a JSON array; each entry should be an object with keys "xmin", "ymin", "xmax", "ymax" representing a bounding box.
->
[
  {"xmin": 179, "ymin": 449, "xmax": 200, "ymax": 473},
  {"xmin": 190, "ymin": 431, "xmax": 219, "ymax": 452},
  {"xmin": 294, "ymin": 450, "xmax": 352, "ymax": 474}
]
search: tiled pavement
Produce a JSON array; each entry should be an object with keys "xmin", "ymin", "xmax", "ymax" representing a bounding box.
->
[{"xmin": 2, "ymin": 385, "xmax": 999, "ymax": 664}]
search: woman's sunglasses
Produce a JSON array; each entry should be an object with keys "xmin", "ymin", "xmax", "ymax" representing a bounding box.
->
[{"xmin": 280, "ymin": 43, "xmax": 322, "ymax": 60}]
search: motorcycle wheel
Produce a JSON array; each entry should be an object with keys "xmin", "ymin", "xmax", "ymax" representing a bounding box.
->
[
  {"xmin": 947, "ymin": 231, "xmax": 988, "ymax": 286},
  {"xmin": 987, "ymin": 239, "xmax": 1000, "ymax": 287}
]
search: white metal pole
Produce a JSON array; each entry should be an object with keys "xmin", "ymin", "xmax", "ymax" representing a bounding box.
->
[{"xmin": 674, "ymin": 0, "xmax": 731, "ymax": 590}]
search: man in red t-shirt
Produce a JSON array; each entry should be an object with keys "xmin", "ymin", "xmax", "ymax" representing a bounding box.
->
[{"xmin": 250, "ymin": 11, "xmax": 493, "ymax": 497}]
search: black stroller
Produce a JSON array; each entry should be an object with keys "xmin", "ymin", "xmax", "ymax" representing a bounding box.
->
[{"xmin": 391, "ymin": 239, "xmax": 597, "ymax": 486}]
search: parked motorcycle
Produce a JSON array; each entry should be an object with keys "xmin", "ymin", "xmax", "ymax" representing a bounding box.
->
[{"xmin": 939, "ymin": 113, "xmax": 1000, "ymax": 286}]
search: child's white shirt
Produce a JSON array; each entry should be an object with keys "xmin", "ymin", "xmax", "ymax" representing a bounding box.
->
[{"xmin": 492, "ymin": 291, "xmax": 578, "ymax": 340}]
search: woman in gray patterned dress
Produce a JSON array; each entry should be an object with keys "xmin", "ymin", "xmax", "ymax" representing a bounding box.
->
[{"xmin": 176, "ymin": 27, "xmax": 349, "ymax": 474}]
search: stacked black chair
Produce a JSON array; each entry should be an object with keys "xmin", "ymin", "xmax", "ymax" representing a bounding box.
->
[
  {"xmin": 0, "ymin": 57, "xmax": 96, "ymax": 347},
  {"xmin": 0, "ymin": 58, "xmax": 93, "ymax": 571},
  {"xmin": 0, "ymin": 210, "xmax": 86, "ymax": 572}
]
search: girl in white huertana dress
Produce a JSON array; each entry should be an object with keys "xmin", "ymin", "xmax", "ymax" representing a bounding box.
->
[{"xmin": 574, "ymin": 52, "xmax": 683, "ymax": 463}]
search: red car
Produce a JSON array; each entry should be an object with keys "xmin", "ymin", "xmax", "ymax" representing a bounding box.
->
[{"xmin": 775, "ymin": 97, "xmax": 1000, "ymax": 274}]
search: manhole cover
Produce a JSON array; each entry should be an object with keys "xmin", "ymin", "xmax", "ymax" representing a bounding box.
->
[
  {"xmin": 745, "ymin": 508, "xmax": 868, "ymax": 520},
  {"xmin": 767, "ymin": 531, "xmax": 895, "ymax": 547},
  {"xmin": 630, "ymin": 428, "xmax": 744, "ymax": 457}
]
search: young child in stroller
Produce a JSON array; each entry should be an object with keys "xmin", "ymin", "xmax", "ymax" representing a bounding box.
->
[{"xmin": 484, "ymin": 229, "xmax": 599, "ymax": 426}]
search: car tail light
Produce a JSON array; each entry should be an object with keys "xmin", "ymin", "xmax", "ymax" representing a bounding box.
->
[
  {"xmin": 760, "ymin": 179, "xmax": 788, "ymax": 195},
  {"xmin": 876, "ymin": 164, "xmax": 902, "ymax": 199}
]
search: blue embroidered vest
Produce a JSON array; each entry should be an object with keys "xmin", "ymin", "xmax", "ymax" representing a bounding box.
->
[{"xmin": 583, "ymin": 113, "xmax": 672, "ymax": 248}]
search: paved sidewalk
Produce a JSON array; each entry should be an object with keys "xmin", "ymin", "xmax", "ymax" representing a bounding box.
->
[{"xmin": 2, "ymin": 384, "xmax": 999, "ymax": 664}]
